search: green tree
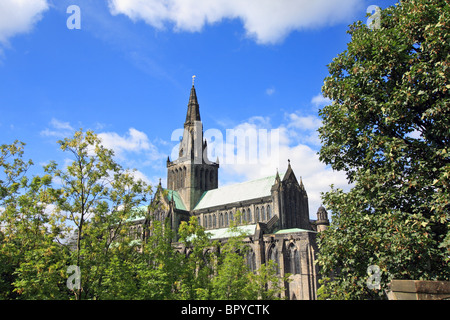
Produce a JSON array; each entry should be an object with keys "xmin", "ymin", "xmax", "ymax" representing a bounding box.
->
[
  {"xmin": 135, "ymin": 217, "xmax": 184, "ymax": 300},
  {"xmin": 210, "ymin": 215, "xmax": 252, "ymax": 300},
  {"xmin": 50, "ymin": 129, "xmax": 151, "ymax": 299},
  {"xmin": 0, "ymin": 141, "xmax": 69, "ymax": 299},
  {"xmin": 317, "ymin": 0, "xmax": 450, "ymax": 299},
  {"xmin": 8, "ymin": 175, "xmax": 70, "ymax": 299},
  {"xmin": 177, "ymin": 216, "xmax": 216, "ymax": 299},
  {"xmin": 210, "ymin": 211, "xmax": 288, "ymax": 300},
  {"xmin": 0, "ymin": 141, "xmax": 31, "ymax": 298}
]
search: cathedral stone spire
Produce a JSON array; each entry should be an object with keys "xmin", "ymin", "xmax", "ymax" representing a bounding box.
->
[
  {"xmin": 185, "ymin": 84, "xmax": 201, "ymax": 126},
  {"xmin": 167, "ymin": 81, "xmax": 219, "ymax": 211}
]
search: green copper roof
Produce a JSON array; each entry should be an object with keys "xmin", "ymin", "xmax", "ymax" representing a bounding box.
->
[
  {"xmin": 274, "ymin": 228, "xmax": 316, "ymax": 234},
  {"xmin": 166, "ymin": 189, "xmax": 187, "ymax": 211},
  {"xmin": 206, "ymin": 224, "xmax": 257, "ymax": 240},
  {"xmin": 126, "ymin": 205, "xmax": 148, "ymax": 222},
  {"xmin": 193, "ymin": 174, "xmax": 283, "ymax": 211}
]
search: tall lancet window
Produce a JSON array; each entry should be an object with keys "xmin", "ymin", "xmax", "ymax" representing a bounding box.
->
[
  {"xmin": 268, "ymin": 245, "xmax": 279, "ymax": 274},
  {"xmin": 246, "ymin": 248, "xmax": 256, "ymax": 272},
  {"xmin": 288, "ymin": 244, "xmax": 301, "ymax": 274}
]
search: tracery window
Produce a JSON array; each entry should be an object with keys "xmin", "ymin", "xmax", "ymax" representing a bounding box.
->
[{"xmin": 287, "ymin": 244, "xmax": 301, "ymax": 274}]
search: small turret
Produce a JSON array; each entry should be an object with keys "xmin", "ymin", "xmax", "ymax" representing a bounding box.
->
[{"xmin": 316, "ymin": 205, "xmax": 330, "ymax": 232}]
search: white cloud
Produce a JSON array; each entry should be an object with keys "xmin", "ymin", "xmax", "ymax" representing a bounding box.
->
[
  {"xmin": 108, "ymin": 0, "xmax": 362, "ymax": 44},
  {"xmin": 0, "ymin": 0, "xmax": 49, "ymax": 44},
  {"xmin": 214, "ymin": 112, "xmax": 350, "ymax": 219},
  {"xmin": 98, "ymin": 128, "xmax": 155, "ymax": 157},
  {"xmin": 266, "ymin": 87, "xmax": 275, "ymax": 96},
  {"xmin": 40, "ymin": 118, "xmax": 75, "ymax": 138},
  {"xmin": 285, "ymin": 113, "xmax": 322, "ymax": 146},
  {"xmin": 125, "ymin": 168, "xmax": 152, "ymax": 185},
  {"xmin": 406, "ymin": 128, "xmax": 423, "ymax": 140},
  {"xmin": 311, "ymin": 93, "xmax": 332, "ymax": 108},
  {"xmin": 287, "ymin": 114, "xmax": 322, "ymax": 131},
  {"xmin": 98, "ymin": 128, "xmax": 167, "ymax": 180},
  {"xmin": 49, "ymin": 118, "xmax": 74, "ymax": 131}
]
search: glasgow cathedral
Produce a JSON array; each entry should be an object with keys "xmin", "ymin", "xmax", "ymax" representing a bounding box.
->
[{"xmin": 130, "ymin": 83, "xmax": 330, "ymax": 300}]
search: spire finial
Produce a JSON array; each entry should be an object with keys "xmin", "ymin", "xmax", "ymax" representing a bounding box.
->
[{"xmin": 192, "ymin": 75, "xmax": 196, "ymax": 86}]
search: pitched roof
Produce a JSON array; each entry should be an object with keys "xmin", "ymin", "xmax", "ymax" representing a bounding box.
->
[
  {"xmin": 193, "ymin": 174, "xmax": 283, "ymax": 211},
  {"xmin": 274, "ymin": 228, "xmax": 316, "ymax": 234},
  {"xmin": 206, "ymin": 224, "xmax": 257, "ymax": 240},
  {"xmin": 125, "ymin": 205, "xmax": 148, "ymax": 223},
  {"xmin": 166, "ymin": 189, "xmax": 187, "ymax": 211}
]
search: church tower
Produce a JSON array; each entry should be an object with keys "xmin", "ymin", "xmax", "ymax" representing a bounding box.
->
[{"xmin": 166, "ymin": 82, "xmax": 219, "ymax": 211}]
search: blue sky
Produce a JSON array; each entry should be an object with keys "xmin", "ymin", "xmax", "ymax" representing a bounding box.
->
[{"xmin": 0, "ymin": 0, "xmax": 397, "ymax": 218}]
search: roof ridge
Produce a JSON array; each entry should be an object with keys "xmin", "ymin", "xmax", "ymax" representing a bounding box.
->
[
  {"xmin": 193, "ymin": 173, "xmax": 284, "ymax": 211},
  {"xmin": 217, "ymin": 173, "xmax": 284, "ymax": 190}
]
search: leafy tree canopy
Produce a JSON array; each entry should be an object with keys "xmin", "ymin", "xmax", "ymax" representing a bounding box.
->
[
  {"xmin": 317, "ymin": 0, "xmax": 450, "ymax": 299},
  {"xmin": 0, "ymin": 134, "xmax": 286, "ymax": 300}
]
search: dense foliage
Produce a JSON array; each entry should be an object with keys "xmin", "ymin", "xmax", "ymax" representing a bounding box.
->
[
  {"xmin": 0, "ymin": 131, "xmax": 285, "ymax": 300},
  {"xmin": 316, "ymin": 0, "xmax": 450, "ymax": 299}
]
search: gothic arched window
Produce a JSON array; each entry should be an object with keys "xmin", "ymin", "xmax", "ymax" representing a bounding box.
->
[
  {"xmin": 288, "ymin": 244, "xmax": 301, "ymax": 274},
  {"xmin": 267, "ymin": 205, "xmax": 272, "ymax": 220},
  {"xmin": 261, "ymin": 206, "xmax": 266, "ymax": 221},
  {"xmin": 246, "ymin": 248, "xmax": 256, "ymax": 272},
  {"xmin": 256, "ymin": 207, "xmax": 260, "ymax": 222},
  {"xmin": 268, "ymin": 245, "xmax": 279, "ymax": 274}
]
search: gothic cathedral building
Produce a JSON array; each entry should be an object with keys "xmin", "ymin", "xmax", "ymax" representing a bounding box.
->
[{"xmin": 139, "ymin": 83, "xmax": 330, "ymax": 300}]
